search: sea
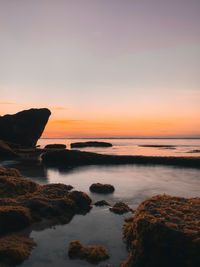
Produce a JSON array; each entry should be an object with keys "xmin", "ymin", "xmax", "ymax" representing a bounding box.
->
[{"xmin": 1, "ymin": 138, "xmax": 200, "ymax": 267}]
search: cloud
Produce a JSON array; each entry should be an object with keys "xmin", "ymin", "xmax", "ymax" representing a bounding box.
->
[{"xmin": 0, "ymin": 102, "xmax": 17, "ymax": 105}]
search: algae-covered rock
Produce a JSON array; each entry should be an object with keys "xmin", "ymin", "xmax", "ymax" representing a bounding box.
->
[
  {"xmin": 122, "ymin": 194, "xmax": 200, "ymax": 267},
  {"xmin": 68, "ymin": 240, "xmax": 109, "ymax": 263},
  {"xmin": 90, "ymin": 183, "xmax": 115, "ymax": 194},
  {"xmin": 0, "ymin": 167, "xmax": 21, "ymax": 177},
  {"xmin": 110, "ymin": 202, "xmax": 133, "ymax": 214},
  {"xmin": 0, "ymin": 233, "xmax": 35, "ymax": 265}
]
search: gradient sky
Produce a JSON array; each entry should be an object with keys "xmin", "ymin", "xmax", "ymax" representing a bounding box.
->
[{"xmin": 0, "ymin": 0, "xmax": 200, "ymax": 138}]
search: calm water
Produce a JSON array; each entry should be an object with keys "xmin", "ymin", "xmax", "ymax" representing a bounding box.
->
[
  {"xmin": 1, "ymin": 138, "xmax": 200, "ymax": 267},
  {"xmin": 38, "ymin": 138, "xmax": 200, "ymax": 157}
]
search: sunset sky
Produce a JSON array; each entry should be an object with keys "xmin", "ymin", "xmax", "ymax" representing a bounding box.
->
[{"xmin": 0, "ymin": 0, "xmax": 200, "ymax": 138}]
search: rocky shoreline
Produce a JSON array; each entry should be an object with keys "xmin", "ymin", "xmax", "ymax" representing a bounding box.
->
[{"xmin": 0, "ymin": 108, "xmax": 199, "ymax": 266}]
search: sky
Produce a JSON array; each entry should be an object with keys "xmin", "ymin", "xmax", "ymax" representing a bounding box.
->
[{"xmin": 0, "ymin": 0, "xmax": 200, "ymax": 138}]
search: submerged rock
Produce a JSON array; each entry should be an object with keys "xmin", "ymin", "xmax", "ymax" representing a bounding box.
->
[
  {"xmin": 44, "ymin": 144, "xmax": 66, "ymax": 149},
  {"xmin": 0, "ymin": 140, "xmax": 17, "ymax": 159},
  {"xmin": 90, "ymin": 183, "xmax": 115, "ymax": 194},
  {"xmin": 0, "ymin": 108, "xmax": 51, "ymax": 147},
  {"xmin": 122, "ymin": 194, "xmax": 200, "ymax": 267},
  {"xmin": 0, "ymin": 233, "xmax": 35, "ymax": 265},
  {"xmin": 110, "ymin": 202, "xmax": 133, "ymax": 214},
  {"xmin": 94, "ymin": 200, "xmax": 110, "ymax": 206},
  {"xmin": 68, "ymin": 240, "xmax": 109, "ymax": 264},
  {"xmin": 70, "ymin": 141, "xmax": 112, "ymax": 148}
]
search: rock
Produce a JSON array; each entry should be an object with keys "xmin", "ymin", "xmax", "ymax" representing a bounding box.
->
[
  {"xmin": 0, "ymin": 168, "xmax": 92, "ymax": 225},
  {"xmin": 0, "ymin": 206, "xmax": 31, "ymax": 234},
  {"xmin": 0, "ymin": 167, "xmax": 21, "ymax": 177},
  {"xmin": 70, "ymin": 141, "xmax": 112, "ymax": 148},
  {"xmin": 68, "ymin": 240, "xmax": 109, "ymax": 264},
  {"xmin": 0, "ymin": 108, "xmax": 51, "ymax": 147},
  {"xmin": 94, "ymin": 200, "xmax": 110, "ymax": 206},
  {"xmin": 0, "ymin": 175, "xmax": 39, "ymax": 198},
  {"xmin": 90, "ymin": 183, "xmax": 115, "ymax": 194},
  {"xmin": 0, "ymin": 233, "xmax": 35, "ymax": 265},
  {"xmin": 44, "ymin": 144, "xmax": 66, "ymax": 149},
  {"xmin": 138, "ymin": 145, "xmax": 176, "ymax": 148},
  {"xmin": 187, "ymin": 150, "xmax": 200, "ymax": 153},
  {"xmin": 41, "ymin": 149, "xmax": 200, "ymax": 169},
  {"xmin": 0, "ymin": 168, "xmax": 92, "ymax": 265},
  {"xmin": 122, "ymin": 194, "xmax": 200, "ymax": 267},
  {"xmin": 68, "ymin": 191, "xmax": 92, "ymax": 212},
  {"xmin": 0, "ymin": 140, "xmax": 18, "ymax": 159},
  {"xmin": 110, "ymin": 202, "xmax": 133, "ymax": 214}
]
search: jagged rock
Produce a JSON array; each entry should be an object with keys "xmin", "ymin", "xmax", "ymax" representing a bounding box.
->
[
  {"xmin": 68, "ymin": 240, "xmax": 109, "ymax": 263},
  {"xmin": 110, "ymin": 202, "xmax": 133, "ymax": 214},
  {"xmin": 44, "ymin": 144, "xmax": 66, "ymax": 149},
  {"xmin": 0, "ymin": 108, "xmax": 51, "ymax": 147},
  {"xmin": 0, "ymin": 140, "xmax": 17, "ymax": 159},
  {"xmin": 122, "ymin": 194, "xmax": 200, "ymax": 267},
  {"xmin": 70, "ymin": 141, "xmax": 112, "ymax": 148},
  {"xmin": 0, "ymin": 233, "xmax": 35, "ymax": 265},
  {"xmin": 94, "ymin": 200, "xmax": 110, "ymax": 206},
  {"xmin": 90, "ymin": 183, "xmax": 115, "ymax": 194}
]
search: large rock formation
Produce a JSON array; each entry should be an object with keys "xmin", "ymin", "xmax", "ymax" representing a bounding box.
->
[
  {"xmin": 0, "ymin": 108, "xmax": 51, "ymax": 147},
  {"xmin": 122, "ymin": 194, "xmax": 200, "ymax": 267}
]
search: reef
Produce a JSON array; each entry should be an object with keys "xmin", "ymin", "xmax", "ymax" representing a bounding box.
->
[
  {"xmin": 110, "ymin": 202, "xmax": 133, "ymax": 214},
  {"xmin": 70, "ymin": 141, "xmax": 112, "ymax": 148},
  {"xmin": 0, "ymin": 108, "xmax": 51, "ymax": 147},
  {"xmin": 41, "ymin": 149, "xmax": 200, "ymax": 169},
  {"xmin": 122, "ymin": 194, "xmax": 200, "ymax": 267},
  {"xmin": 90, "ymin": 183, "xmax": 115, "ymax": 194},
  {"xmin": 68, "ymin": 240, "xmax": 109, "ymax": 264}
]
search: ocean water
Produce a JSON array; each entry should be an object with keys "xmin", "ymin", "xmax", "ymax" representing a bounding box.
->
[
  {"xmin": 1, "ymin": 138, "xmax": 200, "ymax": 266},
  {"xmin": 38, "ymin": 138, "xmax": 200, "ymax": 157}
]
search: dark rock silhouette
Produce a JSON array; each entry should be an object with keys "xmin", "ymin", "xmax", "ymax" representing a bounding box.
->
[
  {"xmin": 90, "ymin": 183, "xmax": 115, "ymax": 194},
  {"xmin": 42, "ymin": 149, "xmax": 200, "ymax": 169},
  {"xmin": 0, "ymin": 140, "xmax": 18, "ymax": 159},
  {"xmin": 71, "ymin": 141, "xmax": 112, "ymax": 148},
  {"xmin": 0, "ymin": 108, "xmax": 51, "ymax": 147},
  {"xmin": 68, "ymin": 240, "xmax": 109, "ymax": 263},
  {"xmin": 94, "ymin": 200, "xmax": 110, "ymax": 206},
  {"xmin": 110, "ymin": 202, "xmax": 133, "ymax": 214},
  {"xmin": 44, "ymin": 144, "xmax": 66, "ymax": 149},
  {"xmin": 122, "ymin": 194, "xmax": 200, "ymax": 267}
]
